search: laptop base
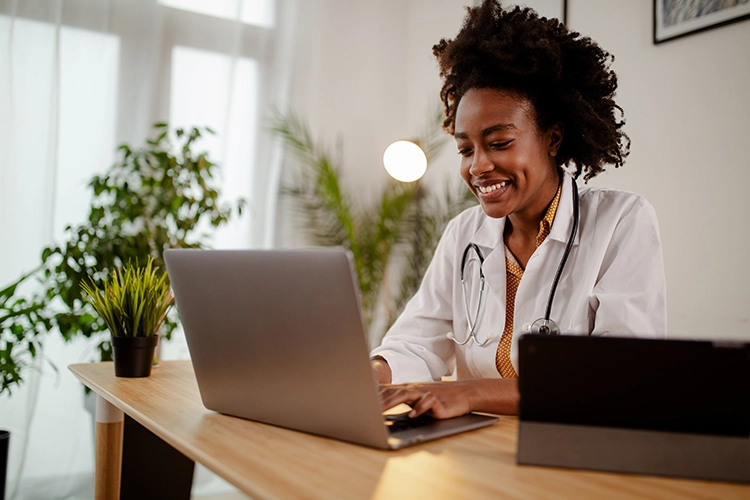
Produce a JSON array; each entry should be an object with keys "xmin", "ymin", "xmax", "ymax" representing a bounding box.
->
[
  {"xmin": 517, "ymin": 421, "xmax": 750, "ymax": 483},
  {"xmin": 387, "ymin": 412, "xmax": 498, "ymax": 449}
]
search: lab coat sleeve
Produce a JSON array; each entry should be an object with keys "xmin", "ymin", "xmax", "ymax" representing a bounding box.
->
[
  {"xmin": 591, "ymin": 195, "xmax": 667, "ymax": 337},
  {"xmin": 370, "ymin": 218, "xmax": 459, "ymax": 383}
]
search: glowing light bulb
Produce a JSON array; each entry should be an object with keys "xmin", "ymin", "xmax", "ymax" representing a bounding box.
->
[{"xmin": 383, "ymin": 140, "xmax": 427, "ymax": 183}]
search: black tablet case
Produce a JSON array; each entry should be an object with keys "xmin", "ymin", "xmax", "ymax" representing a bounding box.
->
[{"xmin": 517, "ymin": 335, "xmax": 750, "ymax": 483}]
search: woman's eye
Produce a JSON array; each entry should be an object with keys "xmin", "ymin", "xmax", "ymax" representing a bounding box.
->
[
  {"xmin": 457, "ymin": 148, "xmax": 473, "ymax": 157},
  {"xmin": 490, "ymin": 140, "xmax": 512, "ymax": 150}
]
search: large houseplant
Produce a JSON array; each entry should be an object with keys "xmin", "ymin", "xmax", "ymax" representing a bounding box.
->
[
  {"xmin": 0, "ymin": 124, "xmax": 243, "ymax": 394},
  {"xmin": 272, "ymin": 110, "xmax": 476, "ymax": 344},
  {"xmin": 0, "ymin": 274, "xmax": 53, "ymax": 395}
]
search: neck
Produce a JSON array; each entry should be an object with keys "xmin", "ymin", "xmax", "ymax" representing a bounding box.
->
[{"xmin": 506, "ymin": 173, "xmax": 561, "ymax": 241}]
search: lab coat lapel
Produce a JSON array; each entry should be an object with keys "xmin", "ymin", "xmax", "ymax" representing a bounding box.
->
[{"xmin": 547, "ymin": 171, "xmax": 581, "ymax": 246}]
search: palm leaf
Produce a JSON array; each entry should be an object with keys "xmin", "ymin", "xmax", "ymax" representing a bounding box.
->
[
  {"xmin": 388, "ymin": 179, "xmax": 476, "ymax": 330},
  {"xmin": 271, "ymin": 106, "xmax": 472, "ymax": 340},
  {"xmin": 272, "ymin": 111, "xmax": 361, "ymax": 263}
]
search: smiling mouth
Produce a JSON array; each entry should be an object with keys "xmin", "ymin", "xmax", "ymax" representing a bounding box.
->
[{"xmin": 477, "ymin": 180, "xmax": 509, "ymax": 194}]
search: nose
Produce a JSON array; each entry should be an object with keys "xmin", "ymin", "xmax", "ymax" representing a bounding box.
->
[{"xmin": 469, "ymin": 147, "xmax": 494, "ymax": 177}]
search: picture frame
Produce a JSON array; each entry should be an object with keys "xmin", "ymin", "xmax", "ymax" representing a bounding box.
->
[{"xmin": 654, "ymin": 0, "xmax": 750, "ymax": 44}]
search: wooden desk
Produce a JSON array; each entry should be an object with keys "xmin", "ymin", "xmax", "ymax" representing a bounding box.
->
[{"xmin": 70, "ymin": 361, "xmax": 750, "ymax": 499}]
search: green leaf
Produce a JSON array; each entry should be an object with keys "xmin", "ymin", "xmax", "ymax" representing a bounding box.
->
[{"xmin": 1, "ymin": 121, "xmax": 243, "ymax": 394}]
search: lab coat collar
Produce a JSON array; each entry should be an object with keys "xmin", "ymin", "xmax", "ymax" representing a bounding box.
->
[
  {"xmin": 469, "ymin": 212, "xmax": 505, "ymax": 254},
  {"xmin": 547, "ymin": 170, "xmax": 580, "ymax": 246},
  {"xmin": 468, "ymin": 169, "xmax": 580, "ymax": 252}
]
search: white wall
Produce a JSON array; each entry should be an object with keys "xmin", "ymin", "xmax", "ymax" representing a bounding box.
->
[
  {"xmin": 569, "ymin": 1, "xmax": 750, "ymax": 341},
  {"xmin": 282, "ymin": 0, "xmax": 466, "ymax": 240},
  {"xmin": 283, "ymin": 0, "xmax": 750, "ymax": 341}
]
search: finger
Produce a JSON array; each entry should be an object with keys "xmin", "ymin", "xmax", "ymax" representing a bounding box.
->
[
  {"xmin": 409, "ymin": 391, "xmax": 438, "ymax": 418},
  {"xmin": 379, "ymin": 387, "xmax": 413, "ymax": 411},
  {"xmin": 380, "ymin": 386, "xmax": 426, "ymax": 412}
]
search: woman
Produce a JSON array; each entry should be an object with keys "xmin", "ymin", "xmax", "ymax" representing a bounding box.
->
[{"xmin": 371, "ymin": 1, "xmax": 667, "ymax": 419}]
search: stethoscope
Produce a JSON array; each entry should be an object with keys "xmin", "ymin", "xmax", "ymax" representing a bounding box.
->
[{"xmin": 446, "ymin": 175, "xmax": 579, "ymax": 346}]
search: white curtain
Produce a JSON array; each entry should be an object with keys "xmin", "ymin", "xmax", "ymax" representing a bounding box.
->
[{"xmin": 0, "ymin": 0, "xmax": 297, "ymax": 497}]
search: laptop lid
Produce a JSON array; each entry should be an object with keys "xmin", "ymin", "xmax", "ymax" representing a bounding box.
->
[
  {"xmin": 518, "ymin": 334, "xmax": 750, "ymax": 437},
  {"xmin": 164, "ymin": 248, "xmax": 496, "ymax": 449}
]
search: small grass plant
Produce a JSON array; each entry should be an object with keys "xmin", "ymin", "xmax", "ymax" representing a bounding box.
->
[
  {"xmin": 81, "ymin": 259, "xmax": 173, "ymax": 338},
  {"xmin": 0, "ymin": 123, "xmax": 242, "ymax": 394}
]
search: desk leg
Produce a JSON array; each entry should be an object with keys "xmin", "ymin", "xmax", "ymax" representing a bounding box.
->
[
  {"xmin": 95, "ymin": 396, "xmax": 123, "ymax": 500},
  {"xmin": 120, "ymin": 415, "xmax": 195, "ymax": 500}
]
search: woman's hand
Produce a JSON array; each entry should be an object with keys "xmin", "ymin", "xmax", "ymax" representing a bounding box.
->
[
  {"xmin": 379, "ymin": 381, "xmax": 472, "ymax": 419},
  {"xmin": 379, "ymin": 378, "xmax": 519, "ymax": 419}
]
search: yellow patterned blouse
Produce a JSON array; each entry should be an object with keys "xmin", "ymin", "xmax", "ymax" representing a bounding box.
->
[{"xmin": 495, "ymin": 182, "xmax": 562, "ymax": 377}]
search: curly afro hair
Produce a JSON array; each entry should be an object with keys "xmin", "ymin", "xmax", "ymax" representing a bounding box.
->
[{"xmin": 433, "ymin": 0, "xmax": 629, "ymax": 181}]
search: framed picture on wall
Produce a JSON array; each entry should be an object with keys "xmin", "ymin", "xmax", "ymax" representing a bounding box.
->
[{"xmin": 654, "ymin": 0, "xmax": 750, "ymax": 44}]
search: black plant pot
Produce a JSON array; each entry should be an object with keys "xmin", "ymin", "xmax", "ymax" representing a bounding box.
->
[
  {"xmin": 0, "ymin": 430, "xmax": 8, "ymax": 500},
  {"xmin": 111, "ymin": 336, "xmax": 159, "ymax": 377}
]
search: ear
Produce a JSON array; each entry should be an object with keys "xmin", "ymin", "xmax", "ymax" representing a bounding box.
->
[{"xmin": 547, "ymin": 123, "xmax": 564, "ymax": 157}]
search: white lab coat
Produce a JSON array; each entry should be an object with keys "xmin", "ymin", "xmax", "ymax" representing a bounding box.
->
[{"xmin": 371, "ymin": 172, "xmax": 667, "ymax": 383}]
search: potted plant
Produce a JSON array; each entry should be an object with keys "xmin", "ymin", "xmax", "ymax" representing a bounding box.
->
[
  {"xmin": 0, "ymin": 124, "xmax": 240, "ymax": 498},
  {"xmin": 81, "ymin": 259, "xmax": 173, "ymax": 378},
  {"xmin": 0, "ymin": 124, "xmax": 242, "ymax": 390},
  {"xmin": 0, "ymin": 273, "xmax": 53, "ymax": 499},
  {"xmin": 0, "ymin": 429, "xmax": 7, "ymax": 500}
]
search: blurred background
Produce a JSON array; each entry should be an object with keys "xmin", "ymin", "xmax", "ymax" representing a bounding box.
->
[{"xmin": 0, "ymin": 0, "xmax": 748, "ymax": 498}]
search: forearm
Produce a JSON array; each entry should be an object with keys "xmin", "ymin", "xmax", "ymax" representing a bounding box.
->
[
  {"xmin": 379, "ymin": 377, "xmax": 519, "ymax": 418},
  {"xmin": 466, "ymin": 378, "xmax": 519, "ymax": 415},
  {"xmin": 371, "ymin": 356, "xmax": 392, "ymax": 384}
]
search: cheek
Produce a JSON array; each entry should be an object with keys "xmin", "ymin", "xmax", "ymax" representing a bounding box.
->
[
  {"xmin": 459, "ymin": 161, "xmax": 472, "ymax": 184},
  {"xmin": 520, "ymin": 138, "xmax": 553, "ymax": 170}
]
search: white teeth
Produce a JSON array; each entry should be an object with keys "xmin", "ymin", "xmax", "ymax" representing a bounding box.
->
[{"xmin": 478, "ymin": 181, "xmax": 508, "ymax": 194}]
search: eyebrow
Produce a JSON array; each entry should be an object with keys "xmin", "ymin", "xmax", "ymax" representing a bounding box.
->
[{"xmin": 454, "ymin": 123, "xmax": 517, "ymax": 140}]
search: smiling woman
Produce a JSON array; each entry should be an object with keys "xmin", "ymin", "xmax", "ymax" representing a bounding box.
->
[
  {"xmin": 454, "ymin": 89, "xmax": 562, "ymax": 230},
  {"xmin": 370, "ymin": 0, "xmax": 667, "ymax": 420}
]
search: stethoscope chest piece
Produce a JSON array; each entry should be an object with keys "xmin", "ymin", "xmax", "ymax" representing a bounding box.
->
[
  {"xmin": 529, "ymin": 318, "xmax": 560, "ymax": 336},
  {"xmin": 449, "ymin": 175, "xmax": 579, "ymax": 346}
]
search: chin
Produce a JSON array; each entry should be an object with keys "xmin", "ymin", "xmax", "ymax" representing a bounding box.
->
[{"xmin": 479, "ymin": 202, "xmax": 511, "ymax": 219}]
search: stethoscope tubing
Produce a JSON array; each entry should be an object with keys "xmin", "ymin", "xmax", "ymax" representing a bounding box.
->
[
  {"xmin": 542, "ymin": 177, "xmax": 579, "ymax": 323},
  {"xmin": 451, "ymin": 175, "xmax": 579, "ymax": 345},
  {"xmin": 455, "ymin": 243, "xmax": 494, "ymax": 346}
]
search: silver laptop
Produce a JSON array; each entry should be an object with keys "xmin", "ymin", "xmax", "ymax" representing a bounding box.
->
[{"xmin": 164, "ymin": 248, "xmax": 497, "ymax": 449}]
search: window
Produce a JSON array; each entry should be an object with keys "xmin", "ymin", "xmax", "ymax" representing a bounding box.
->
[
  {"xmin": 0, "ymin": 0, "xmax": 289, "ymax": 492},
  {"xmin": 159, "ymin": 0, "xmax": 275, "ymax": 28}
]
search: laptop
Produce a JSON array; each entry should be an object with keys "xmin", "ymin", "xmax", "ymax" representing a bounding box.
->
[
  {"xmin": 164, "ymin": 248, "xmax": 498, "ymax": 449},
  {"xmin": 517, "ymin": 334, "xmax": 750, "ymax": 483}
]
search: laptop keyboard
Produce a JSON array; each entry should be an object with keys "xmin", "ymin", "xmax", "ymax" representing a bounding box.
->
[{"xmin": 384, "ymin": 412, "xmax": 437, "ymax": 433}]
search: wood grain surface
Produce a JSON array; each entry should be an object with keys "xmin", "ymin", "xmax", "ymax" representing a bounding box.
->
[
  {"xmin": 94, "ymin": 420, "xmax": 123, "ymax": 500},
  {"xmin": 70, "ymin": 361, "xmax": 750, "ymax": 499}
]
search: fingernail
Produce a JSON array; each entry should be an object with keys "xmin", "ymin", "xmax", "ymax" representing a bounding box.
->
[{"xmin": 409, "ymin": 410, "xmax": 416, "ymax": 418}]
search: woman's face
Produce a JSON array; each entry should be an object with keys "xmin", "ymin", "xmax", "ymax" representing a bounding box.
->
[{"xmin": 454, "ymin": 88, "xmax": 561, "ymax": 222}]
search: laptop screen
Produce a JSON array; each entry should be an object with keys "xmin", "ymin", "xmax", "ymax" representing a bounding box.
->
[{"xmin": 518, "ymin": 335, "xmax": 750, "ymax": 437}]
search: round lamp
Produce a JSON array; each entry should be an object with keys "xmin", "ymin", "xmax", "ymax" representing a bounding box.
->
[{"xmin": 383, "ymin": 140, "xmax": 427, "ymax": 183}]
